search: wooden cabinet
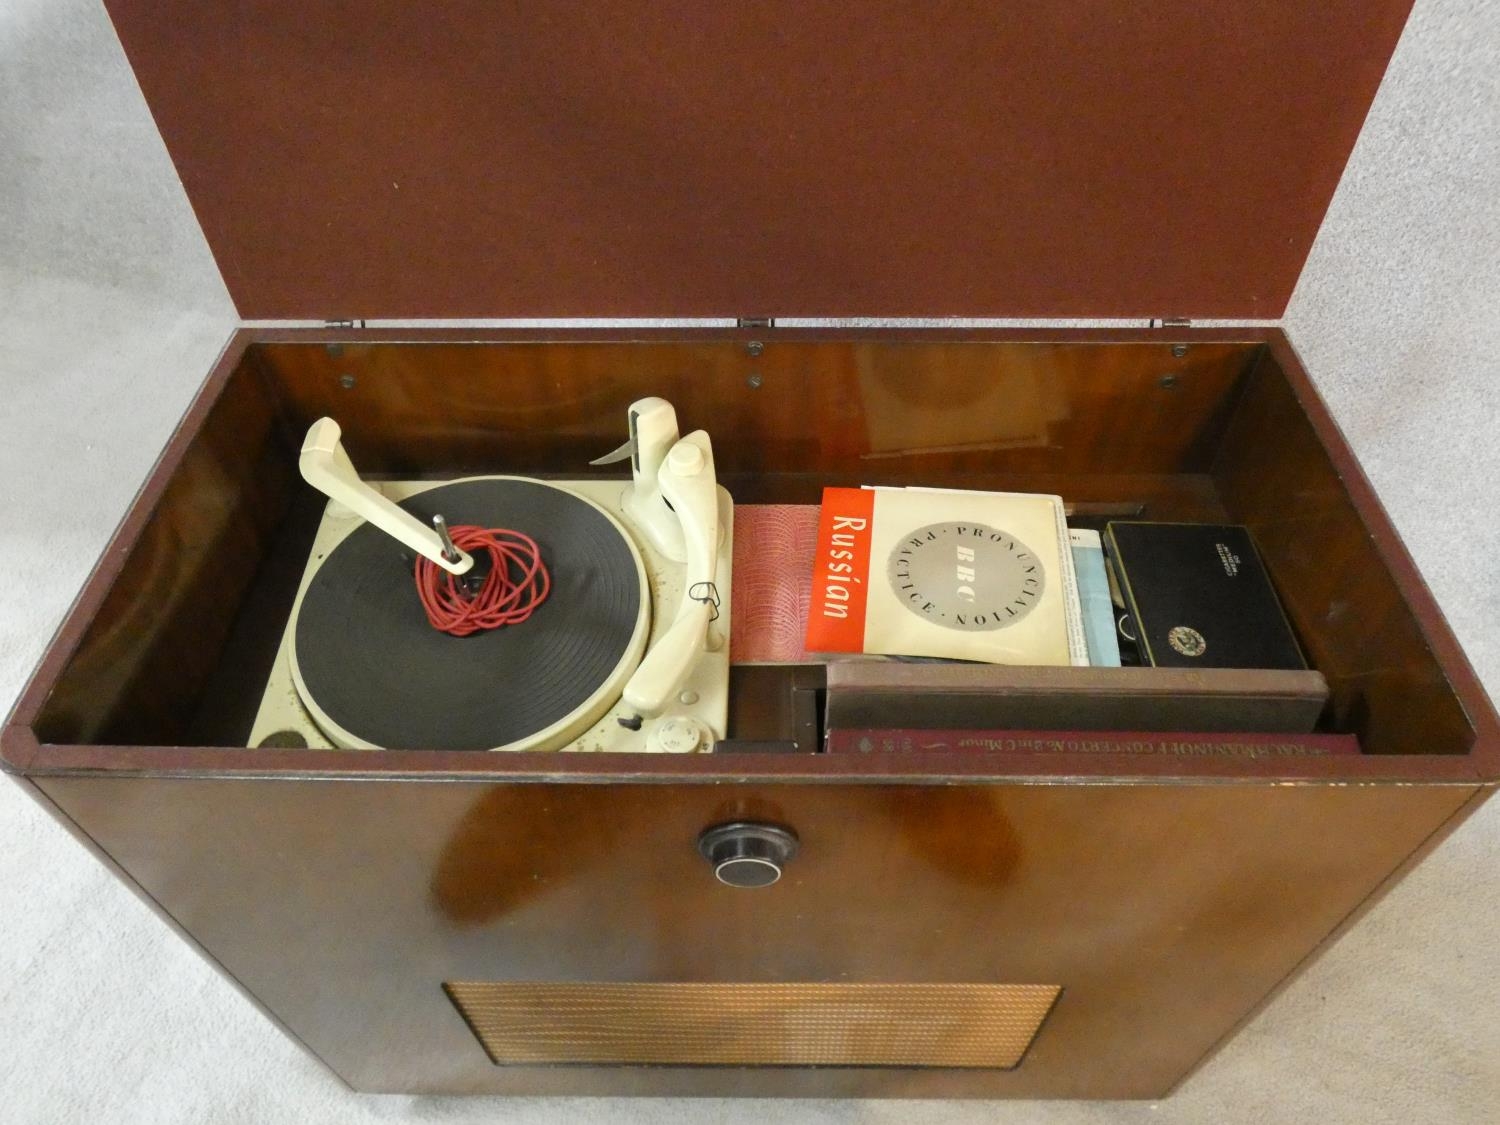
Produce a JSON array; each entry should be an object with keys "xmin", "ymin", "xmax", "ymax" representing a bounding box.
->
[
  {"xmin": 5, "ymin": 0, "xmax": 1495, "ymax": 1101},
  {"xmin": 6, "ymin": 331, "xmax": 1496, "ymax": 1097}
]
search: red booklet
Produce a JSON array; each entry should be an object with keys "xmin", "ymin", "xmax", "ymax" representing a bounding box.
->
[{"xmin": 826, "ymin": 728, "xmax": 1360, "ymax": 757}]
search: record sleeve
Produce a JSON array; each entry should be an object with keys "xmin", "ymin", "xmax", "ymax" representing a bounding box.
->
[{"xmin": 805, "ymin": 486, "xmax": 1087, "ymax": 666}]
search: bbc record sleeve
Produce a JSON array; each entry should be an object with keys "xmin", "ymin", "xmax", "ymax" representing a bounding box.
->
[{"xmin": 804, "ymin": 486, "xmax": 1087, "ymax": 666}]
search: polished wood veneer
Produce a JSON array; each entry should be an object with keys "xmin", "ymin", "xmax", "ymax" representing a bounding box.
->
[
  {"xmin": 4, "ymin": 328, "xmax": 1497, "ymax": 1098},
  {"xmin": 101, "ymin": 2, "xmax": 1412, "ymax": 321}
]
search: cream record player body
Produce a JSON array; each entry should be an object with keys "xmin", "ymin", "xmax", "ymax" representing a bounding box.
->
[{"xmin": 249, "ymin": 398, "xmax": 733, "ymax": 754}]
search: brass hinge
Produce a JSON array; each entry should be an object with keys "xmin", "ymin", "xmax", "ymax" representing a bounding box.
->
[
  {"xmin": 737, "ymin": 317, "xmax": 776, "ymax": 329},
  {"xmin": 1150, "ymin": 317, "xmax": 1192, "ymax": 328},
  {"xmin": 324, "ymin": 319, "xmax": 367, "ymax": 329}
]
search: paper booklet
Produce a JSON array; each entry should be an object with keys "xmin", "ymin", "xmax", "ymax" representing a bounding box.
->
[
  {"xmin": 804, "ymin": 486, "xmax": 1088, "ymax": 666},
  {"xmin": 1069, "ymin": 528, "xmax": 1122, "ymax": 667}
]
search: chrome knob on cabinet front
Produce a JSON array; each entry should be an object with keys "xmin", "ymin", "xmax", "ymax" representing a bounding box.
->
[{"xmin": 697, "ymin": 822, "xmax": 799, "ymax": 888}]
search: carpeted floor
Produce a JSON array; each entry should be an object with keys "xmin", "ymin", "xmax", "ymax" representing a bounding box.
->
[{"xmin": 2, "ymin": 1, "xmax": 1497, "ymax": 1122}]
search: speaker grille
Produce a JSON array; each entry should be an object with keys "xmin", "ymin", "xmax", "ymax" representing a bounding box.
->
[{"xmin": 444, "ymin": 981, "xmax": 1061, "ymax": 1068}]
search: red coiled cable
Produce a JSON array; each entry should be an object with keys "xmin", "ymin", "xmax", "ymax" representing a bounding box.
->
[{"xmin": 414, "ymin": 525, "xmax": 551, "ymax": 637}]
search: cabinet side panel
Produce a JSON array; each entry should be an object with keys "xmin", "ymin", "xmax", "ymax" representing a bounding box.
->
[
  {"xmin": 1164, "ymin": 782, "xmax": 1495, "ymax": 1092},
  {"xmin": 1213, "ymin": 347, "xmax": 1478, "ymax": 756},
  {"xmin": 33, "ymin": 775, "xmax": 1475, "ymax": 1098},
  {"xmin": 32, "ymin": 360, "xmax": 297, "ymax": 745},
  {"xmin": 4, "ymin": 773, "xmax": 350, "ymax": 1085}
]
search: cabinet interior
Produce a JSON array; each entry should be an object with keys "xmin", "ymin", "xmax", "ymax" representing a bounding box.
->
[{"xmin": 29, "ymin": 333, "xmax": 1476, "ymax": 763}]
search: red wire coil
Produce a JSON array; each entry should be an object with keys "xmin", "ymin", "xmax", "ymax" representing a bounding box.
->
[{"xmin": 414, "ymin": 525, "xmax": 551, "ymax": 637}]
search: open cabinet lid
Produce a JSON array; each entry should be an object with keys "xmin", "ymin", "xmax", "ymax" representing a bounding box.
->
[{"xmin": 105, "ymin": 1, "xmax": 1413, "ymax": 322}]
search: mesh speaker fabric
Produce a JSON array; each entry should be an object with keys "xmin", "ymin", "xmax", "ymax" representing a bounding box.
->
[{"xmin": 444, "ymin": 981, "xmax": 1061, "ymax": 1069}]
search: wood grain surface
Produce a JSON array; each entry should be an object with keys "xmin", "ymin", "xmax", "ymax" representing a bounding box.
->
[
  {"xmin": 102, "ymin": 2, "xmax": 1413, "ymax": 319},
  {"xmin": 6, "ymin": 328, "xmax": 1495, "ymax": 787},
  {"xmin": 27, "ymin": 773, "xmax": 1480, "ymax": 1097},
  {"xmin": 5, "ymin": 325, "xmax": 1498, "ymax": 1099}
]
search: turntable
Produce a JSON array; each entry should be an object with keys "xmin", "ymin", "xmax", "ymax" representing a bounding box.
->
[{"xmin": 249, "ymin": 397, "xmax": 733, "ymax": 753}]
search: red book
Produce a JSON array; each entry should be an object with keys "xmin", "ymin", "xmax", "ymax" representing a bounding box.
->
[{"xmin": 826, "ymin": 728, "xmax": 1360, "ymax": 758}]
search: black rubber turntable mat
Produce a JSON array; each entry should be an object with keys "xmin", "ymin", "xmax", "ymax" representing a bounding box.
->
[{"xmin": 294, "ymin": 479, "xmax": 643, "ymax": 750}]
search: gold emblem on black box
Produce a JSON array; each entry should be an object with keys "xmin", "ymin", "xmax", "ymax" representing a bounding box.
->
[{"xmin": 1168, "ymin": 626, "xmax": 1207, "ymax": 657}]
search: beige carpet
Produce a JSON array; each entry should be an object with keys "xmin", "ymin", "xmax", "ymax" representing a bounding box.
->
[{"xmin": 2, "ymin": 0, "xmax": 1497, "ymax": 1121}]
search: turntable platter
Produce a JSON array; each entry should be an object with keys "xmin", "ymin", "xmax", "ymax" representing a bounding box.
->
[{"xmin": 290, "ymin": 477, "xmax": 648, "ymax": 751}]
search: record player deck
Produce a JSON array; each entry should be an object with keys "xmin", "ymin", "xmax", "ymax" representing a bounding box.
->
[{"xmin": 249, "ymin": 398, "xmax": 733, "ymax": 753}]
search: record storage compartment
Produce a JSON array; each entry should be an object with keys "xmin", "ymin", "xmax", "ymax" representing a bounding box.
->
[{"xmin": 4, "ymin": 327, "xmax": 1498, "ymax": 1099}]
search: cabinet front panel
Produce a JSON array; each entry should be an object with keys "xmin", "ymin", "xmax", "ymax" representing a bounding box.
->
[{"xmin": 34, "ymin": 775, "xmax": 1475, "ymax": 1097}]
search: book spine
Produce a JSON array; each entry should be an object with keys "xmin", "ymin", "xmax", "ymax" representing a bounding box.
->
[
  {"xmin": 826, "ymin": 728, "xmax": 1360, "ymax": 757},
  {"xmin": 1055, "ymin": 507, "xmax": 1090, "ymax": 666}
]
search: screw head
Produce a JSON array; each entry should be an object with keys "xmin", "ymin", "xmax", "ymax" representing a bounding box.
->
[
  {"xmin": 338, "ymin": 373, "xmax": 356, "ymax": 389},
  {"xmin": 1160, "ymin": 374, "xmax": 1179, "ymax": 389},
  {"xmin": 1171, "ymin": 343, "xmax": 1189, "ymax": 358},
  {"xmin": 746, "ymin": 340, "xmax": 764, "ymax": 357},
  {"xmin": 747, "ymin": 373, "xmax": 763, "ymax": 389}
]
